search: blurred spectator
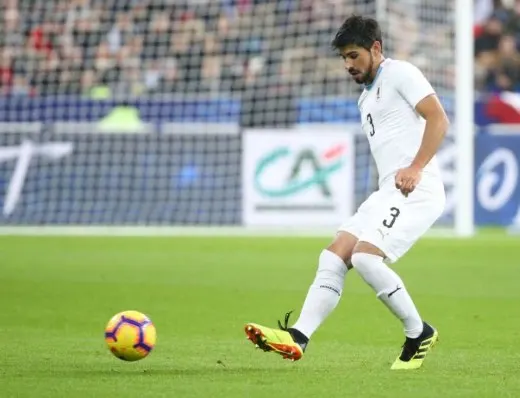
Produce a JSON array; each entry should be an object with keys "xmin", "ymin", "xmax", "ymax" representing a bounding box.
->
[
  {"xmin": 475, "ymin": 16, "xmax": 504, "ymax": 87},
  {"xmin": 11, "ymin": 75, "xmax": 31, "ymax": 96},
  {"xmin": 107, "ymin": 12, "xmax": 136, "ymax": 54},
  {"xmin": 475, "ymin": 0, "xmax": 513, "ymax": 25},
  {"xmin": 0, "ymin": 49, "xmax": 14, "ymax": 94},
  {"xmin": 504, "ymin": 0, "xmax": 520, "ymax": 43},
  {"xmin": 474, "ymin": 0, "xmax": 520, "ymax": 93},
  {"xmin": 493, "ymin": 34, "xmax": 520, "ymax": 91}
]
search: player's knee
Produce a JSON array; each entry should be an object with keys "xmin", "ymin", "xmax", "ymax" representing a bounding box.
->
[
  {"xmin": 350, "ymin": 252, "xmax": 370, "ymax": 270},
  {"xmin": 316, "ymin": 250, "xmax": 348, "ymax": 277},
  {"xmin": 350, "ymin": 252, "xmax": 385, "ymax": 291},
  {"xmin": 323, "ymin": 247, "xmax": 353, "ymax": 270},
  {"xmin": 350, "ymin": 251, "xmax": 384, "ymax": 271},
  {"xmin": 313, "ymin": 250, "xmax": 347, "ymax": 295},
  {"xmin": 326, "ymin": 231, "xmax": 358, "ymax": 268},
  {"xmin": 352, "ymin": 241, "xmax": 386, "ymax": 257}
]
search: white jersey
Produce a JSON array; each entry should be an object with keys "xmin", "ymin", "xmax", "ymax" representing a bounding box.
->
[{"xmin": 358, "ymin": 58, "xmax": 442, "ymax": 186}]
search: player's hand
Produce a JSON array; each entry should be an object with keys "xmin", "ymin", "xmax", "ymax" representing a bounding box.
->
[{"xmin": 395, "ymin": 165, "xmax": 422, "ymax": 196}]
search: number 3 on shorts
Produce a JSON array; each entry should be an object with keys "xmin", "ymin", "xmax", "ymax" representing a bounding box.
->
[{"xmin": 383, "ymin": 207, "xmax": 400, "ymax": 228}]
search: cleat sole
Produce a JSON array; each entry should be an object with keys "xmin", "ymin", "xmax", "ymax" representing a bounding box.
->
[{"xmin": 244, "ymin": 323, "xmax": 303, "ymax": 361}]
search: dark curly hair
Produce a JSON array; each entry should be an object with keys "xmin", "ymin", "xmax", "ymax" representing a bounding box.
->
[{"xmin": 331, "ymin": 15, "xmax": 383, "ymax": 52}]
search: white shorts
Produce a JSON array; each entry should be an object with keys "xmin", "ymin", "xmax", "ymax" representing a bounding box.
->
[{"xmin": 338, "ymin": 173, "xmax": 446, "ymax": 263}]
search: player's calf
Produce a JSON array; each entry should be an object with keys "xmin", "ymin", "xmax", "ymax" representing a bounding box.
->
[
  {"xmin": 289, "ymin": 249, "xmax": 348, "ymax": 339},
  {"xmin": 350, "ymin": 250, "xmax": 424, "ymax": 337}
]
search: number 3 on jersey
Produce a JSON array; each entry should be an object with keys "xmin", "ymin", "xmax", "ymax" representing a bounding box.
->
[{"xmin": 367, "ymin": 113, "xmax": 376, "ymax": 137}]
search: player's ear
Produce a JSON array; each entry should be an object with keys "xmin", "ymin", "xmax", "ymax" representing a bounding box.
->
[{"xmin": 371, "ymin": 41, "xmax": 382, "ymax": 56}]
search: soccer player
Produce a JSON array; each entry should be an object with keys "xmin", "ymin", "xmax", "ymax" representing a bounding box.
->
[{"xmin": 244, "ymin": 15, "xmax": 449, "ymax": 370}]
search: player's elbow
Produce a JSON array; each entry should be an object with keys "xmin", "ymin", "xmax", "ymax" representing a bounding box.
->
[
  {"xmin": 428, "ymin": 111, "xmax": 449, "ymax": 138},
  {"xmin": 438, "ymin": 113, "xmax": 449, "ymax": 137}
]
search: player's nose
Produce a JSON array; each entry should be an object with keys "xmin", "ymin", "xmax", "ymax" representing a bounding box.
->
[{"xmin": 344, "ymin": 60, "xmax": 356, "ymax": 71}]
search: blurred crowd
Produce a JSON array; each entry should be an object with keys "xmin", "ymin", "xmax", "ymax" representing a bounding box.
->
[
  {"xmin": 0, "ymin": 0, "xmax": 350, "ymax": 98},
  {"xmin": 475, "ymin": 0, "xmax": 520, "ymax": 92},
  {"xmin": 0, "ymin": 0, "xmax": 517, "ymax": 102},
  {"xmin": 0, "ymin": 0, "xmax": 454, "ymax": 101}
]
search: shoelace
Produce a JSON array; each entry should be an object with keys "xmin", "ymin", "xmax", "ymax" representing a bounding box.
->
[
  {"xmin": 277, "ymin": 310, "xmax": 293, "ymax": 331},
  {"xmin": 400, "ymin": 337, "xmax": 420, "ymax": 361}
]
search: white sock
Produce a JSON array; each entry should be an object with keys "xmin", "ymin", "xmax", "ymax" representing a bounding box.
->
[
  {"xmin": 351, "ymin": 252, "xmax": 423, "ymax": 338},
  {"xmin": 291, "ymin": 250, "xmax": 348, "ymax": 339}
]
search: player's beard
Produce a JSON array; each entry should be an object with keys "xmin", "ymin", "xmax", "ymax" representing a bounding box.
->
[
  {"xmin": 349, "ymin": 53, "xmax": 375, "ymax": 85},
  {"xmin": 359, "ymin": 54, "xmax": 374, "ymax": 85}
]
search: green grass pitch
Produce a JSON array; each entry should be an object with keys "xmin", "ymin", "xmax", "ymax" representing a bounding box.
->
[{"xmin": 1, "ymin": 231, "xmax": 520, "ymax": 397}]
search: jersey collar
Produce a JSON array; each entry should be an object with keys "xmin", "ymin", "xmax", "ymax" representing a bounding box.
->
[{"xmin": 365, "ymin": 58, "xmax": 387, "ymax": 91}]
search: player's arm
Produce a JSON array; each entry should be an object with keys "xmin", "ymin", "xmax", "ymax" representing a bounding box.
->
[
  {"xmin": 395, "ymin": 63, "xmax": 449, "ymax": 195},
  {"xmin": 410, "ymin": 94, "xmax": 449, "ymax": 170}
]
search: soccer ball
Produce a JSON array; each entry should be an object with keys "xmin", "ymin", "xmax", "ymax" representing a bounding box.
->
[{"xmin": 104, "ymin": 310, "xmax": 157, "ymax": 361}]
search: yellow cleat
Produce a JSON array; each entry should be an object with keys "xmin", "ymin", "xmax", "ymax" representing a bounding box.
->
[
  {"xmin": 391, "ymin": 322, "xmax": 439, "ymax": 370},
  {"xmin": 244, "ymin": 312, "xmax": 304, "ymax": 361}
]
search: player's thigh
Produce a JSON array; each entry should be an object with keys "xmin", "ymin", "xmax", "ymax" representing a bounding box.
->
[
  {"xmin": 335, "ymin": 190, "xmax": 384, "ymax": 266},
  {"xmin": 337, "ymin": 189, "xmax": 383, "ymax": 238},
  {"xmin": 358, "ymin": 183, "xmax": 445, "ymax": 263}
]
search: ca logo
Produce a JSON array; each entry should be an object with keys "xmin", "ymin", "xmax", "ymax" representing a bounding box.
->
[{"xmin": 254, "ymin": 146, "xmax": 345, "ymax": 198}]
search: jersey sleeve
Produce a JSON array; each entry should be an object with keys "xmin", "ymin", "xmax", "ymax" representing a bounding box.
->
[{"xmin": 394, "ymin": 62, "xmax": 436, "ymax": 109}]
